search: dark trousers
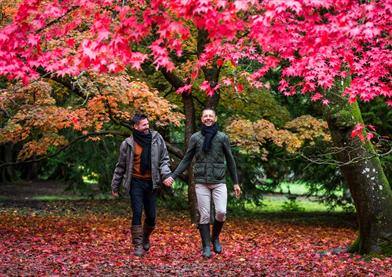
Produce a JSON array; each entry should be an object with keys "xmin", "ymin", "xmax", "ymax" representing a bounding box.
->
[{"xmin": 130, "ymin": 177, "xmax": 157, "ymax": 227}]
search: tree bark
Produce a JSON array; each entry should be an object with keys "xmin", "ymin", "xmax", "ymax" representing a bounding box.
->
[
  {"xmin": 324, "ymin": 85, "xmax": 392, "ymax": 255},
  {"xmin": 0, "ymin": 143, "xmax": 16, "ymax": 183},
  {"xmin": 182, "ymin": 93, "xmax": 198, "ymax": 223},
  {"xmin": 159, "ymin": 68, "xmax": 199, "ymax": 223},
  {"xmin": 20, "ymin": 159, "xmax": 40, "ymax": 181},
  {"xmin": 198, "ymin": 28, "xmax": 221, "ymax": 110},
  {"xmin": 159, "ymin": 28, "xmax": 223, "ymax": 223}
]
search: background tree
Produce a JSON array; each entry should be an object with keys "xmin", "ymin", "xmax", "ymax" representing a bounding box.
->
[{"xmin": 0, "ymin": 74, "xmax": 183, "ymax": 184}]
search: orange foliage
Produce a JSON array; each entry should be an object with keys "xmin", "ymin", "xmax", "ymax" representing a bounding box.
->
[
  {"xmin": 284, "ymin": 115, "xmax": 331, "ymax": 143},
  {"xmin": 0, "ymin": 0, "xmax": 20, "ymax": 26},
  {"xmin": 226, "ymin": 116, "xmax": 330, "ymax": 158},
  {"xmin": 0, "ymin": 74, "xmax": 184, "ymax": 160}
]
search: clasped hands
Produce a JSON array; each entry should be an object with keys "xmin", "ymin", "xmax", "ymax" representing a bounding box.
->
[{"xmin": 163, "ymin": 176, "xmax": 174, "ymax": 187}]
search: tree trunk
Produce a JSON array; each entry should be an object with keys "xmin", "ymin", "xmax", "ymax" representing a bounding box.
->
[
  {"xmin": 0, "ymin": 143, "xmax": 17, "ymax": 183},
  {"xmin": 324, "ymin": 86, "xmax": 392, "ymax": 255},
  {"xmin": 159, "ymin": 28, "xmax": 223, "ymax": 223},
  {"xmin": 182, "ymin": 93, "xmax": 198, "ymax": 223},
  {"xmin": 20, "ymin": 158, "xmax": 40, "ymax": 181},
  {"xmin": 159, "ymin": 68, "xmax": 199, "ymax": 223}
]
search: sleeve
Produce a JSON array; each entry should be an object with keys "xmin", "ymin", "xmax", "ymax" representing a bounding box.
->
[
  {"xmin": 171, "ymin": 135, "xmax": 197, "ymax": 179},
  {"xmin": 158, "ymin": 134, "xmax": 172, "ymax": 180},
  {"xmin": 111, "ymin": 141, "xmax": 127, "ymax": 193},
  {"xmin": 222, "ymin": 134, "xmax": 239, "ymax": 184}
]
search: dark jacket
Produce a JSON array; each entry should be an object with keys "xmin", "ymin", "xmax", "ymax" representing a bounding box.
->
[
  {"xmin": 171, "ymin": 131, "xmax": 239, "ymax": 184},
  {"xmin": 111, "ymin": 130, "xmax": 171, "ymax": 192}
]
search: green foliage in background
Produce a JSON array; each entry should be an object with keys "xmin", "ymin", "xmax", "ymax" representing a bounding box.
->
[{"xmin": 39, "ymin": 133, "xmax": 122, "ymax": 195}]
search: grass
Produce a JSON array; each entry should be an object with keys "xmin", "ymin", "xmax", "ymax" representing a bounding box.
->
[
  {"xmin": 232, "ymin": 195, "xmax": 351, "ymax": 213},
  {"xmin": 258, "ymin": 181, "xmax": 339, "ymax": 196},
  {"xmin": 259, "ymin": 197, "xmax": 343, "ymax": 212},
  {"xmin": 274, "ymin": 181, "xmax": 310, "ymax": 195},
  {"xmin": 26, "ymin": 193, "xmax": 344, "ymax": 213},
  {"xmin": 248, "ymin": 181, "xmax": 351, "ymax": 213},
  {"xmin": 2, "ymin": 179, "xmax": 353, "ymax": 214},
  {"xmin": 31, "ymin": 195, "xmax": 86, "ymax": 201},
  {"xmin": 31, "ymin": 193, "xmax": 114, "ymax": 201},
  {"xmin": 8, "ymin": 186, "xmax": 349, "ymax": 213}
]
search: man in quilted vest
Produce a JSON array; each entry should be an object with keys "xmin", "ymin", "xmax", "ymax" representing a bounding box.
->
[{"xmin": 168, "ymin": 108, "xmax": 241, "ymax": 258}]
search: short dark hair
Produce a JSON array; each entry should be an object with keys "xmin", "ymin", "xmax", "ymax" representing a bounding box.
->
[
  {"xmin": 131, "ymin": 113, "xmax": 148, "ymax": 126},
  {"xmin": 202, "ymin": 108, "xmax": 216, "ymax": 116}
]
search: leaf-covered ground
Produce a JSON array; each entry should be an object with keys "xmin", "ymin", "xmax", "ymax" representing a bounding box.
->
[{"xmin": 0, "ymin": 200, "xmax": 391, "ymax": 276}]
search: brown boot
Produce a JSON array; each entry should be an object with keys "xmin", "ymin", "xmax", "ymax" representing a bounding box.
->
[
  {"xmin": 131, "ymin": 225, "xmax": 143, "ymax": 257},
  {"xmin": 143, "ymin": 224, "xmax": 155, "ymax": 251}
]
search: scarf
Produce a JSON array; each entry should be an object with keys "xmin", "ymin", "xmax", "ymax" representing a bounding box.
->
[
  {"xmin": 132, "ymin": 129, "xmax": 152, "ymax": 174},
  {"xmin": 201, "ymin": 123, "xmax": 218, "ymax": 153}
]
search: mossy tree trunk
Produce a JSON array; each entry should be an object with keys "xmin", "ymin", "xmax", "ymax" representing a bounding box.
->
[{"xmin": 323, "ymin": 83, "xmax": 392, "ymax": 255}]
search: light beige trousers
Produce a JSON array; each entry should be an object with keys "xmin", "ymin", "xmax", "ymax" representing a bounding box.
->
[{"xmin": 196, "ymin": 183, "xmax": 227, "ymax": 224}]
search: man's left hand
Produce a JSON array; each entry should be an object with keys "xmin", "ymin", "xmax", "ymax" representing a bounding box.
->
[{"xmin": 233, "ymin": 184, "xmax": 241, "ymax": 199}]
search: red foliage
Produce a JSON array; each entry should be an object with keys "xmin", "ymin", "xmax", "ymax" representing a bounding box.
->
[
  {"xmin": 1, "ymin": 211, "xmax": 391, "ymax": 275},
  {"xmin": 0, "ymin": 0, "xmax": 390, "ymax": 106}
]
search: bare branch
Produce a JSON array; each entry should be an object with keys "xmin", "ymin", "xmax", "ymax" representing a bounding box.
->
[
  {"xmin": 165, "ymin": 141, "xmax": 183, "ymax": 159},
  {"xmin": 297, "ymin": 140, "xmax": 392, "ymax": 166}
]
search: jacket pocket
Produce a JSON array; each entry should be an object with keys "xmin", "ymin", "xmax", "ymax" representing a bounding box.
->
[
  {"xmin": 193, "ymin": 163, "xmax": 205, "ymax": 177},
  {"xmin": 213, "ymin": 164, "xmax": 226, "ymax": 180}
]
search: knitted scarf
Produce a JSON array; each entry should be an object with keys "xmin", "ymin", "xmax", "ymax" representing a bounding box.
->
[
  {"xmin": 133, "ymin": 130, "xmax": 152, "ymax": 174},
  {"xmin": 201, "ymin": 123, "xmax": 218, "ymax": 153}
]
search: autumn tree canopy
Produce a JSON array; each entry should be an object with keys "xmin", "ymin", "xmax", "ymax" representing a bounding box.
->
[
  {"xmin": 0, "ymin": 74, "xmax": 183, "ymax": 160},
  {"xmin": 0, "ymin": 0, "xmax": 390, "ymax": 105}
]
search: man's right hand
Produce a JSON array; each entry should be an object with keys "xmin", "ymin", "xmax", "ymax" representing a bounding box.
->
[{"xmin": 112, "ymin": 191, "xmax": 119, "ymax": 198}]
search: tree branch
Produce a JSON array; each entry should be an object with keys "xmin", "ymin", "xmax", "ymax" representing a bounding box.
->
[
  {"xmin": 297, "ymin": 142, "xmax": 392, "ymax": 166},
  {"xmin": 36, "ymin": 6, "xmax": 79, "ymax": 34},
  {"xmin": 165, "ymin": 141, "xmax": 183, "ymax": 159},
  {"xmin": 83, "ymin": 73, "xmax": 132, "ymax": 129},
  {"xmin": 37, "ymin": 68, "xmax": 87, "ymax": 99},
  {"xmin": 0, "ymin": 131, "xmax": 127, "ymax": 169},
  {"xmin": 159, "ymin": 68, "xmax": 186, "ymax": 89}
]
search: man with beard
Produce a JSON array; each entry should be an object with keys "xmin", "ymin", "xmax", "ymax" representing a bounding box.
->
[
  {"xmin": 111, "ymin": 114, "xmax": 173, "ymax": 257},
  {"xmin": 166, "ymin": 108, "xmax": 241, "ymax": 258}
]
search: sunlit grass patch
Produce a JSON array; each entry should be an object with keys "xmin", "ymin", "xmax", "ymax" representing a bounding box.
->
[
  {"xmin": 241, "ymin": 196, "xmax": 350, "ymax": 213},
  {"xmin": 31, "ymin": 195, "xmax": 85, "ymax": 201}
]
